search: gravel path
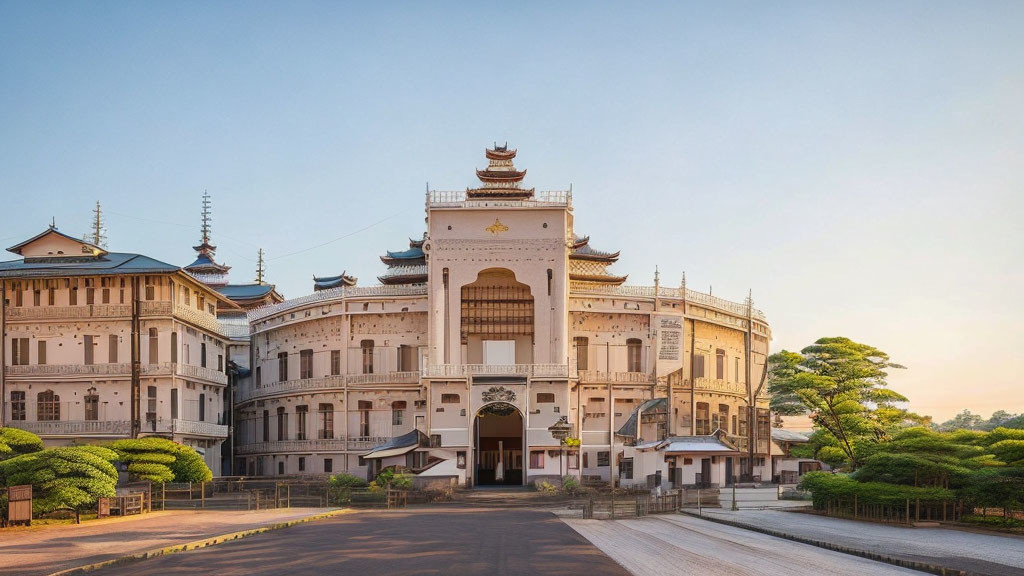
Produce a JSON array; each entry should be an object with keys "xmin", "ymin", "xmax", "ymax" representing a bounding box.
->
[
  {"xmin": 565, "ymin": 515, "xmax": 923, "ymax": 575},
  {"xmin": 0, "ymin": 508, "xmax": 335, "ymax": 576},
  {"xmin": 696, "ymin": 509, "xmax": 1024, "ymax": 576}
]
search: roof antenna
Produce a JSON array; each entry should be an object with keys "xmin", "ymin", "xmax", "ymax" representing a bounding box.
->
[{"xmin": 50, "ymin": 217, "xmax": 56, "ymax": 229}]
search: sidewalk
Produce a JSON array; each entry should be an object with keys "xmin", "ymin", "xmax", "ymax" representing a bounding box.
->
[
  {"xmin": 687, "ymin": 508, "xmax": 1024, "ymax": 576},
  {"xmin": 0, "ymin": 508, "xmax": 337, "ymax": 576}
]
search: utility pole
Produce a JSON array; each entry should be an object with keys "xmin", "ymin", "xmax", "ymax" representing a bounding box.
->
[{"xmin": 255, "ymin": 249, "xmax": 266, "ymax": 284}]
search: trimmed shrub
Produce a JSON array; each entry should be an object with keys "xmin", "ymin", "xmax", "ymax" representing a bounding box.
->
[
  {"xmin": 111, "ymin": 438, "xmax": 211, "ymax": 483},
  {"xmin": 562, "ymin": 475, "xmax": 581, "ymax": 495},
  {"xmin": 0, "ymin": 427, "xmax": 44, "ymax": 460},
  {"xmin": 0, "ymin": 447, "xmax": 117, "ymax": 515}
]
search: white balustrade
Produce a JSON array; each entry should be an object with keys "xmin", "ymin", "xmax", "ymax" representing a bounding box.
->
[
  {"xmin": 175, "ymin": 363, "xmax": 228, "ymax": 385},
  {"xmin": 171, "ymin": 419, "xmax": 228, "ymax": 438},
  {"xmin": 421, "ymin": 364, "xmax": 569, "ymax": 379},
  {"xmin": 5, "ymin": 304, "xmax": 132, "ymax": 320},
  {"xmin": 9, "ymin": 420, "xmax": 132, "ymax": 436},
  {"xmin": 173, "ymin": 303, "xmax": 223, "ymax": 334},
  {"xmin": 693, "ymin": 377, "xmax": 748, "ymax": 396},
  {"xmin": 346, "ymin": 371, "xmax": 420, "ymax": 386},
  {"xmin": 248, "ymin": 285, "xmax": 427, "ymax": 323},
  {"xmin": 578, "ymin": 370, "xmax": 655, "ymax": 384}
]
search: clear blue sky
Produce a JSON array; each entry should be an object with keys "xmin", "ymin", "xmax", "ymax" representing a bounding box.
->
[{"xmin": 2, "ymin": 2, "xmax": 1022, "ymax": 420}]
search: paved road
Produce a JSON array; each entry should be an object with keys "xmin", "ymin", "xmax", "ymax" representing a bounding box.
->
[
  {"xmin": 0, "ymin": 508, "xmax": 334, "ymax": 576},
  {"xmin": 565, "ymin": 515, "xmax": 924, "ymax": 576},
  {"xmin": 698, "ymin": 509, "xmax": 1024, "ymax": 576},
  {"xmin": 95, "ymin": 508, "xmax": 630, "ymax": 576}
]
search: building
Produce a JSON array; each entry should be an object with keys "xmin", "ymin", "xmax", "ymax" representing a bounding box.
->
[
  {"xmin": 234, "ymin": 145, "xmax": 773, "ymax": 487},
  {"xmin": 0, "ymin": 226, "xmax": 236, "ymax": 475}
]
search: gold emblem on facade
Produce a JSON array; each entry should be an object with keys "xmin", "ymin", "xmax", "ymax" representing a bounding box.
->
[{"xmin": 485, "ymin": 219, "xmax": 509, "ymax": 235}]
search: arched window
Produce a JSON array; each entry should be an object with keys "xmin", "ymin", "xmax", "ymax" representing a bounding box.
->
[{"xmin": 37, "ymin": 390, "xmax": 60, "ymax": 421}]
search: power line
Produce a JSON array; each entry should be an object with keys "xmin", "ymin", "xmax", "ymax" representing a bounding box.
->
[{"xmin": 267, "ymin": 207, "xmax": 412, "ymax": 261}]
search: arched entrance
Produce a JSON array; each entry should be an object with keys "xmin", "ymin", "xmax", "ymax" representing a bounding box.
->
[{"xmin": 474, "ymin": 402, "xmax": 524, "ymax": 486}]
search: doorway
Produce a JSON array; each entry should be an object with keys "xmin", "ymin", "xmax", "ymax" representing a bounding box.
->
[{"xmin": 474, "ymin": 402, "xmax": 523, "ymax": 486}]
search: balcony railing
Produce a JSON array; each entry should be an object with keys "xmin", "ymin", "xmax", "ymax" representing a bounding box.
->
[
  {"xmin": 346, "ymin": 371, "xmax": 420, "ymax": 386},
  {"xmin": 427, "ymin": 189, "xmax": 572, "ymax": 209},
  {"xmin": 692, "ymin": 377, "xmax": 748, "ymax": 396},
  {"xmin": 5, "ymin": 363, "xmax": 134, "ymax": 376},
  {"xmin": 239, "ymin": 375, "xmax": 346, "ymax": 402},
  {"xmin": 578, "ymin": 370, "xmax": 655, "ymax": 385},
  {"xmin": 234, "ymin": 436, "xmax": 391, "ymax": 455},
  {"xmin": 175, "ymin": 363, "xmax": 228, "ymax": 386},
  {"xmin": 140, "ymin": 301, "xmax": 173, "ymax": 315},
  {"xmin": 6, "ymin": 420, "xmax": 132, "ymax": 436},
  {"xmin": 570, "ymin": 284, "xmax": 767, "ymax": 321},
  {"xmin": 5, "ymin": 304, "xmax": 132, "ymax": 320},
  {"xmin": 173, "ymin": 303, "xmax": 222, "ymax": 334},
  {"xmin": 171, "ymin": 419, "xmax": 228, "ymax": 438},
  {"xmin": 421, "ymin": 364, "xmax": 570, "ymax": 379},
  {"xmin": 247, "ymin": 284, "xmax": 427, "ymax": 323}
]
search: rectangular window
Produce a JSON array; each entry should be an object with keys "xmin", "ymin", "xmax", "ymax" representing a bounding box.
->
[
  {"xmin": 86, "ymin": 287, "xmax": 95, "ymax": 305},
  {"xmin": 734, "ymin": 357, "xmax": 741, "ymax": 383},
  {"xmin": 148, "ymin": 328, "xmax": 158, "ymax": 364},
  {"xmin": 318, "ymin": 403, "xmax": 334, "ymax": 439},
  {"xmin": 85, "ymin": 394, "xmax": 99, "ymax": 421},
  {"xmin": 627, "ymin": 339, "xmax": 642, "ymax": 372},
  {"xmin": 37, "ymin": 391, "xmax": 60, "ymax": 421},
  {"xmin": 360, "ymin": 340, "xmax": 374, "ymax": 374},
  {"xmin": 696, "ymin": 402, "xmax": 710, "ymax": 435},
  {"xmin": 300, "ymin": 349, "xmax": 313, "ymax": 379},
  {"xmin": 398, "ymin": 345, "xmax": 417, "ymax": 372},
  {"xmin": 298, "ymin": 457, "xmax": 306, "ymax": 472},
  {"xmin": 330, "ymin": 350, "xmax": 341, "ymax": 376},
  {"xmin": 262, "ymin": 410, "xmax": 270, "ymax": 442},
  {"xmin": 597, "ymin": 451, "xmax": 610, "ymax": 467},
  {"xmin": 277, "ymin": 407, "xmax": 287, "ymax": 441},
  {"xmin": 392, "ymin": 401, "xmax": 406, "ymax": 426},
  {"xmin": 716, "ymin": 349, "xmax": 725, "ymax": 380},
  {"xmin": 717, "ymin": 404, "xmax": 729, "ymax": 433},
  {"xmin": 574, "ymin": 337, "xmax": 589, "ymax": 371},
  {"xmin": 200, "ymin": 342, "xmax": 207, "ymax": 368},
  {"xmin": 324, "ymin": 458, "xmax": 333, "ymax": 473},
  {"xmin": 171, "ymin": 389, "xmax": 179, "ymax": 420},
  {"xmin": 146, "ymin": 386, "xmax": 157, "ymax": 429},
  {"xmin": 69, "ymin": 285, "xmax": 78, "ymax": 305},
  {"xmin": 10, "ymin": 391, "xmax": 26, "ymax": 421},
  {"xmin": 358, "ymin": 400, "xmax": 371, "ymax": 437},
  {"xmin": 12, "ymin": 338, "xmax": 29, "ymax": 366},
  {"xmin": 457, "ymin": 451, "xmax": 466, "ymax": 469},
  {"xmin": 199, "ymin": 393, "xmax": 206, "ymax": 422},
  {"xmin": 171, "ymin": 332, "xmax": 178, "ymax": 363},
  {"xmin": 739, "ymin": 407, "xmax": 748, "ymax": 436},
  {"xmin": 278, "ymin": 352, "xmax": 289, "ymax": 381},
  {"xmin": 37, "ymin": 340, "xmax": 46, "ymax": 365},
  {"xmin": 84, "ymin": 335, "xmax": 95, "ymax": 365},
  {"xmin": 536, "ymin": 392, "xmax": 555, "ymax": 403},
  {"xmin": 529, "ymin": 450, "xmax": 545, "ymax": 469},
  {"xmin": 47, "ymin": 287, "xmax": 55, "ymax": 306},
  {"xmin": 145, "ymin": 285, "xmax": 155, "ymax": 301},
  {"xmin": 108, "ymin": 334, "xmax": 118, "ymax": 363},
  {"xmin": 693, "ymin": 354, "xmax": 705, "ymax": 378},
  {"xmin": 102, "ymin": 287, "xmax": 110, "ymax": 304},
  {"xmin": 441, "ymin": 393, "xmax": 460, "ymax": 404},
  {"xmin": 620, "ymin": 457, "xmax": 634, "ymax": 480},
  {"xmin": 217, "ymin": 354, "xmax": 223, "ymax": 372},
  {"xmin": 296, "ymin": 405, "xmax": 308, "ymax": 440},
  {"xmin": 255, "ymin": 366, "xmax": 262, "ymax": 387},
  {"xmin": 33, "ymin": 290, "xmax": 40, "ymax": 306}
]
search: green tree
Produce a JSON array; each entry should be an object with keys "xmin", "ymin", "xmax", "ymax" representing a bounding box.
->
[
  {"xmin": 0, "ymin": 427, "xmax": 44, "ymax": 460},
  {"xmin": 0, "ymin": 447, "xmax": 117, "ymax": 522},
  {"xmin": 768, "ymin": 337, "xmax": 908, "ymax": 467}
]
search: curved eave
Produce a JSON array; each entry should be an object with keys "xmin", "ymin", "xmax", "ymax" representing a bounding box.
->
[
  {"xmin": 570, "ymin": 252, "xmax": 620, "ymax": 263},
  {"xmin": 570, "ymin": 273, "xmax": 628, "ymax": 285},
  {"xmin": 476, "ymin": 168, "xmax": 526, "ymax": 182},
  {"xmin": 572, "ymin": 236, "xmax": 590, "ymax": 249},
  {"xmin": 378, "ymin": 274, "xmax": 428, "ymax": 285},
  {"xmin": 485, "ymin": 148, "xmax": 517, "ymax": 160},
  {"xmin": 466, "ymin": 187, "xmax": 535, "ymax": 199}
]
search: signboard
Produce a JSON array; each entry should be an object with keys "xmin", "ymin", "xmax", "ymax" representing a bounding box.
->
[
  {"xmin": 7, "ymin": 484, "xmax": 32, "ymax": 525},
  {"xmin": 654, "ymin": 314, "xmax": 683, "ymax": 376}
]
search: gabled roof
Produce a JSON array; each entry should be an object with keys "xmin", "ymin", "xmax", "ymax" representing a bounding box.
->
[
  {"xmin": 7, "ymin": 227, "xmax": 107, "ymax": 257},
  {"xmin": 0, "ymin": 252, "xmax": 178, "ymax": 277}
]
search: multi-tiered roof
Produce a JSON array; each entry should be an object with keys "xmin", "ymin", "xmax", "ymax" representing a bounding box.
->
[
  {"xmin": 378, "ymin": 234, "xmax": 427, "ymax": 285},
  {"xmin": 468, "ymin": 144, "xmax": 534, "ymax": 200},
  {"xmin": 313, "ymin": 272, "xmax": 357, "ymax": 291},
  {"xmin": 569, "ymin": 235, "xmax": 626, "ymax": 285},
  {"xmin": 184, "ymin": 192, "xmax": 230, "ymax": 285}
]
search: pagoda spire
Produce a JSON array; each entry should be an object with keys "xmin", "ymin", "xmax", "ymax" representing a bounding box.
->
[
  {"xmin": 195, "ymin": 190, "xmax": 215, "ymax": 255},
  {"xmin": 185, "ymin": 191, "xmax": 230, "ymax": 281},
  {"xmin": 468, "ymin": 142, "xmax": 534, "ymax": 200}
]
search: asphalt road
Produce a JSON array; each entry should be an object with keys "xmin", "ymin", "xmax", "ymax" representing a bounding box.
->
[{"xmin": 95, "ymin": 508, "xmax": 631, "ymax": 576}]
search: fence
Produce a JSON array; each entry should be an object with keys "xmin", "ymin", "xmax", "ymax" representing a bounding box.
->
[
  {"xmin": 158, "ymin": 478, "xmax": 332, "ymax": 510},
  {"xmin": 817, "ymin": 496, "xmax": 963, "ymax": 524},
  {"xmin": 579, "ymin": 489, "xmax": 685, "ymax": 520}
]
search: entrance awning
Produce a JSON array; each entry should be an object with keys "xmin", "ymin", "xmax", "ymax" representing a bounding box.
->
[{"xmin": 362, "ymin": 429, "xmax": 428, "ymax": 459}]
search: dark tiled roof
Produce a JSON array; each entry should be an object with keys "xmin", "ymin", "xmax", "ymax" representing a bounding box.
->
[
  {"xmin": 0, "ymin": 252, "xmax": 178, "ymax": 277},
  {"xmin": 185, "ymin": 253, "xmax": 229, "ymax": 272},
  {"xmin": 215, "ymin": 283, "xmax": 276, "ymax": 299},
  {"xmin": 383, "ymin": 247, "xmax": 425, "ymax": 260},
  {"xmin": 364, "ymin": 429, "xmax": 428, "ymax": 455},
  {"xmin": 313, "ymin": 272, "xmax": 356, "ymax": 291}
]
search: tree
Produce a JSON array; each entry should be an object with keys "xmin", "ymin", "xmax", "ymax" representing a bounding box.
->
[
  {"xmin": 0, "ymin": 427, "xmax": 44, "ymax": 460},
  {"xmin": 768, "ymin": 337, "xmax": 908, "ymax": 467},
  {"xmin": 111, "ymin": 438, "xmax": 211, "ymax": 483},
  {"xmin": 0, "ymin": 447, "xmax": 117, "ymax": 522}
]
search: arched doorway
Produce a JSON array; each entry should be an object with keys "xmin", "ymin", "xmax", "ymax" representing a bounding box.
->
[{"xmin": 474, "ymin": 402, "xmax": 524, "ymax": 486}]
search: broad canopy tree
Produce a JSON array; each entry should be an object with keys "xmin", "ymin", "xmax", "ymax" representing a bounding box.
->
[{"xmin": 769, "ymin": 337, "xmax": 913, "ymax": 467}]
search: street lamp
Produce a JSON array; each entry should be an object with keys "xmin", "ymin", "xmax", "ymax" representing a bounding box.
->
[{"xmin": 548, "ymin": 416, "xmax": 573, "ymax": 479}]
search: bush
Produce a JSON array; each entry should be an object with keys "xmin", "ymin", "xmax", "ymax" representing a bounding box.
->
[
  {"xmin": 111, "ymin": 438, "xmax": 211, "ymax": 483},
  {"xmin": 329, "ymin": 473, "xmax": 368, "ymax": 504},
  {"xmin": 562, "ymin": 475, "xmax": 581, "ymax": 495},
  {"xmin": 0, "ymin": 427, "xmax": 44, "ymax": 460},
  {"xmin": 535, "ymin": 480, "xmax": 558, "ymax": 494},
  {"xmin": 798, "ymin": 471, "xmax": 955, "ymax": 509}
]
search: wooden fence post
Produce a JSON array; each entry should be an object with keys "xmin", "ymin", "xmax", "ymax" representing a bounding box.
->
[{"xmin": 201, "ymin": 482, "xmax": 206, "ymax": 509}]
